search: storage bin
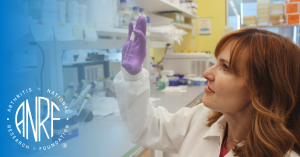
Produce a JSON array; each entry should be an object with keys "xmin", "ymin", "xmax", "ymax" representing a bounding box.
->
[
  {"xmin": 286, "ymin": 3, "xmax": 300, "ymax": 14},
  {"xmin": 287, "ymin": 13, "xmax": 300, "ymax": 24}
]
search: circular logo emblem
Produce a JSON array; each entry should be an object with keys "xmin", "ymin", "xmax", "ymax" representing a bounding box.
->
[{"xmin": 7, "ymin": 88, "xmax": 71, "ymax": 152}]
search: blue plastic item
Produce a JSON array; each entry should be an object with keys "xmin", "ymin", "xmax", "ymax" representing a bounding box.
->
[{"xmin": 178, "ymin": 78, "xmax": 188, "ymax": 85}]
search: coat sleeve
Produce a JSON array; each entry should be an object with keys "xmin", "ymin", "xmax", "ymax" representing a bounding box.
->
[{"xmin": 113, "ymin": 67, "xmax": 204, "ymax": 154}]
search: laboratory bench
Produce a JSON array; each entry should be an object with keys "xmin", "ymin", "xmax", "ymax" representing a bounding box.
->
[{"xmin": 22, "ymin": 86, "xmax": 205, "ymax": 157}]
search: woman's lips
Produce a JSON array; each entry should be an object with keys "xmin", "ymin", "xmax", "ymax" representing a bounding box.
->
[{"xmin": 204, "ymin": 85, "xmax": 215, "ymax": 93}]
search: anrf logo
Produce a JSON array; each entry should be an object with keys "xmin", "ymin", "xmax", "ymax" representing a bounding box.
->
[
  {"xmin": 7, "ymin": 88, "xmax": 69, "ymax": 151},
  {"xmin": 15, "ymin": 97, "xmax": 60, "ymax": 141}
]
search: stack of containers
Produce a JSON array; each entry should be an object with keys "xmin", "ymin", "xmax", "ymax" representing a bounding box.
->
[
  {"xmin": 78, "ymin": 4, "xmax": 87, "ymax": 25},
  {"xmin": 57, "ymin": 1, "xmax": 66, "ymax": 23},
  {"xmin": 67, "ymin": 1, "xmax": 79, "ymax": 24},
  {"xmin": 270, "ymin": 3, "xmax": 284, "ymax": 25},
  {"xmin": 180, "ymin": 1, "xmax": 198, "ymax": 14},
  {"xmin": 159, "ymin": 12, "xmax": 184, "ymax": 23},
  {"xmin": 243, "ymin": 15, "xmax": 257, "ymax": 26},
  {"xmin": 41, "ymin": 0, "xmax": 58, "ymax": 22},
  {"xmin": 257, "ymin": 0, "xmax": 270, "ymax": 26},
  {"xmin": 285, "ymin": 1, "xmax": 300, "ymax": 25}
]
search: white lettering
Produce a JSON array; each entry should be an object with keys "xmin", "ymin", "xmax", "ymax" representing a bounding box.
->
[
  {"xmin": 38, "ymin": 97, "xmax": 50, "ymax": 141},
  {"xmin": 15, "ymin": 102, "xmax": 25, "ymax": 137},
  {"xmin": 51, "ymin": 101, "xmax": 60, "ymax": 137},
  {"xmin": 26, "ymin": 99, "xmax": 38, "ymax": 141}
]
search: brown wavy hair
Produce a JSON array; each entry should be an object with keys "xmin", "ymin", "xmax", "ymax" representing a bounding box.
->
[{"xmin": 206, "ymin": 28, "xmax": 300, "ymax": 157}]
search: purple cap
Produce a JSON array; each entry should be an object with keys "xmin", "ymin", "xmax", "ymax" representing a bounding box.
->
[
  {"xmin": 120, "ymin": 0, "xmax": 126, "ymax": 2},
  {"xmin": 133, "ymin": 6, "xmax": 139, "ymax": 11},
  {"xmin": 139, "ymin": 8, "xmax": 144, "ymax": 12},
  {"xmin": 147, "ymin": 16, "xmax": 150, "ymax": 23}
]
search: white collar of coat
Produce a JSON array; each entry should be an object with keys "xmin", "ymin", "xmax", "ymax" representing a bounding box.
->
[
  {"xmin": 202, "ymin": 114, "xmax": 245, "ymax": 147},
  {"xmin": 203, "ymin": 115, "xmax": 227, "ymax": 139}
]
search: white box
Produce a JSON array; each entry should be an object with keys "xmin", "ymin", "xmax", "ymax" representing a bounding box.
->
[{"xmin": 180, "ymin": 2, "xmax": 188, "ymax": 9}]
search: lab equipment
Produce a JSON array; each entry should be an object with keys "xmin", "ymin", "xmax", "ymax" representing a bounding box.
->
[
  {"xmin": 156, "ymin": 81, "xmax": 166, "ymax": 90},
  {"xmin": 122, "ymin": 17, "xmax": 147, "ymax": 75},
  {"xmin": 131, "ymin": 6, "xmax": 141, "ymax": 28},
  {"xmin": 147, "ymin": 16, "xmax": 151, "ymax": 28},
  {"xmin": 160, "ymin": 72, "xmax": 169, "ymax": 89},
  {"xmin": 178, "ymin": 78, "xmax": 188, "ymax": 85},
  {"xmin": 163, "ymin": 53, "xmax": 215, "ymax": 77},
  {"xmin": 140, "ymin": 8, "xmax": 147, "ymax": 21},
  {"xmin": 67, "ymin": 1, "xmax": 79, "ymax": 24},
  {"xmin": 41, "ymin": 0, "xmax": 58, "ymax": 22},
  {"xmin": 77, "ymin": 82, "xmax": 97, "ymax": 122},
  {"xmin": 192, "ymin": 78, "xmax": 207, "ymax": 86},
  {"xmin": 116, "ymin": 0, "xmax": 131, "ymax": 28},
  {"xmin": 71, "ymin": 82, "xmax": 92, "ymax": 110},
  {"xmin": 86, "ymin": 53, "xmax": 105, "ymax": 61},
  {"xmin": 169, "ymin": 77, "xmax": 179, "ymax": 86},
  {"xmin": 57, "ymin": 1, "xmax": 66, "ymax": 23},
  {"xmin": 63, "ymin": 60, "xmax": 109, "ymax": 90},
  {"xmin": 68, "ymin": 80, "xmax": 86, "ymax": 108},
  {"xmin": 149, "ymin": 65, "xmax": 159, "ymax": 90},
  {"xmin": 78, "ymin": 4, "xmax": 87, "ymax": 25},
  {"xmin": 63, "ymin": 82, "xmax": 75, "ymax": 103}
]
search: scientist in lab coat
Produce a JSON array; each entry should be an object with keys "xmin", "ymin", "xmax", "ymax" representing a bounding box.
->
[{"xmin": 113, "ymin": 17, "xmax": 300, "ymax": 157}]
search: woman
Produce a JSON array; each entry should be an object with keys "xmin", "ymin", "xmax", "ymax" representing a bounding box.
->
[{"xmin": 114, "ymin": 17, "xmax": 300, "ymax": 157}]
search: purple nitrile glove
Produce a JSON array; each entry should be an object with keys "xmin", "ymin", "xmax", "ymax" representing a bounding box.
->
[{"xmin": 122, "ymin": 16, "xmax": 147, "ymax": 75}]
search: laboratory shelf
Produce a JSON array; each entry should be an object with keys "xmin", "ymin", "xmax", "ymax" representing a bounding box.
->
[
  {"xmin": 96, "ymin": 27, "xmax": 152, "ymax": 37},
  {"xmin": 148, "ymin": 41, "xmax": 168, "ymax": 48},
  {"xmin": 173, "ymin": 23, "xmax": 194, "ymax": 30},
  {"xmin": 96, "ymin": 27, "xmax": 128, "ymax": 37},
  {"xmin": 133, "ymin": 0, "xmax": 198, "ymax": 19},
  {"xmin": 241, "ymin": 25, "xmax": 300, "ymax": 28}
]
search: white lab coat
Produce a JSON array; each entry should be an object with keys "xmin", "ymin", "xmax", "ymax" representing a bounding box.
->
[{"xmin": 113, "ymin": 67, "xmax": 299, "ymax": 157}]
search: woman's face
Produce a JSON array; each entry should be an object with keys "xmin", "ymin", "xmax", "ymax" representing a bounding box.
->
[{"xmin": 202, "ymin": 41, "xmax": 252, "ymax": 113}]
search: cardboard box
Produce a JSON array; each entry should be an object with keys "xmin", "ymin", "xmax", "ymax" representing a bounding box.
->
[
  {"xmin": 286, "ymin": 3, "xmax": 300, "ymax": 14},
  {"xmin": 287, "ymin": 13, "xmax": 300, "ymax": 24}
]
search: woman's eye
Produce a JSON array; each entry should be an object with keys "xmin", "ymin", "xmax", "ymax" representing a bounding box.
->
[{"xmin": 223, "ymin": 64, "xmax": 229, "ymax": 71}]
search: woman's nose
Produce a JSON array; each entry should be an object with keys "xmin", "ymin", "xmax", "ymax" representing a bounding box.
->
[{"xmin": 203, "ymin": 66, "xmax": 215, "ymax": 81}]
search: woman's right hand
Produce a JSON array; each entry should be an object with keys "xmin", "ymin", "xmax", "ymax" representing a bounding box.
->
[{"xmin": 121, "ymin": 16, "xmax": 147, "ymax": 75}]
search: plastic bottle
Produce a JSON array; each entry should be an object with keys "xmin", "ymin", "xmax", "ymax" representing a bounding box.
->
[
  {"xmin": 150, "ymin": 65, "xmax": 159, "ymax": 90},
  {"xmin": 131, "ymin": 6, "xmax": 141, "ymax": 28},
  {"xmin": 139, "ymin": 8, "xmax": 147, "ymax": 21},
  {"xmin": 28, "ymin": 0, "xmax": 42, "ymax": 20},
  {"xmin": 57, "ymin": 1, "xmax": 66, "ymax": 23},
  {"xmin": 147, "ymin": 16, "xmax": 151, "ymax": 28},
  {"xmin": 160, "ymin": 73, "xmax": 169, "ymax": 89},
  {"xmin": 78, "ymin": 4, "xmax": 87, "ymax": 25},
  {"xmin": 116, "ymin": 0, "xmax": 131, "ymax": 29},
  {"xmin": 67, "ymin": 1, "xmax": 79, "ymax": 24}
]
